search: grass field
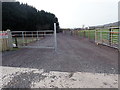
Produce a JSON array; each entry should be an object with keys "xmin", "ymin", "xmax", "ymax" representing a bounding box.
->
[{"xmin": 73, "ymin": 29, "xmax": 119, "ymax": 48}]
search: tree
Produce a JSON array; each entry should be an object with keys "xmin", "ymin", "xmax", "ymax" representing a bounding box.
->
[{"xmin": 2, "ymin": 2, "xmax": 60, "ymax": 31}]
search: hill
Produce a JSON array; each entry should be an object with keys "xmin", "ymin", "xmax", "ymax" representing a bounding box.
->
[
  {"xmin": 89, "ymin": 21, "xmax": 119, "ymax": 30},
  {"xmin": 103, "ymin": 21, "xmax": 119, "ymax": 27}
]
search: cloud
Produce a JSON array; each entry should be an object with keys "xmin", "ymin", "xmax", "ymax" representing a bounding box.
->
[{"xmin": 15, "ymin": 0, "xmax": 119, "ymax": 28}]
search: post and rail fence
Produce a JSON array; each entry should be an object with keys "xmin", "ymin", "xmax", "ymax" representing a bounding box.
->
[{"xmin": 63, "ymin": 27, "xmax": 119, "ymax": 49}]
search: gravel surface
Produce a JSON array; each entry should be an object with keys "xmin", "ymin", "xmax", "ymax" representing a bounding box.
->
[{"xmin": 1, "ymin": 33, "xmax": 118, "ymax": 88}]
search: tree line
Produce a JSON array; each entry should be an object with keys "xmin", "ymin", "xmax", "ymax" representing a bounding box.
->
[{"xmin": 2, "ymin": 2, "xmax": 60, "ymax": 31}]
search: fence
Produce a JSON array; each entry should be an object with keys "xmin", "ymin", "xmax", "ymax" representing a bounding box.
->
[
  {"xmin": 11, "ymin": 30, "xmax": 54, "ymax": 48},
  {"xmin": 0, "ymin": 23, "xmax": 57, "ymax": 51},
  {"xmin": 0, "ymin": 30, "xmax": 13, "ymax": 51},
  {"xmin": 63, "ymin": 28, "xmax": 119, "ymax": 49},
  {"xmin": 11, "ymin": 23, "xmax": 57, "ymax": 50},
  {"xmin": 95, "ymin": 29, "xmax": 119, "ymax": 48}
]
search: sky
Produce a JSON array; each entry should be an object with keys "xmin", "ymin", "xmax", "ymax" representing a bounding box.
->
[{"xmin": 17, "ymin": 0, "xmax": 119, "ymax": 28}]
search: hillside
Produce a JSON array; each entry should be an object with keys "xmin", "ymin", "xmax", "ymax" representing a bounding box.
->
[
  {"xmin": 103, "ymin": 21, "xmax": 119, "ymax": 27},
  {"xmin": 89, "ymin": 21, "xmax": 119, "ymax": 29}
]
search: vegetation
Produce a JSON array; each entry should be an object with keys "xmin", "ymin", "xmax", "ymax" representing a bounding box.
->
[
  {"xmin": 2, "ymin": 2, "xmax": 59, "ymax": 31},
  {"xmin": 78, "ymin": 29, "xmax": 119, "ymax": 44}
]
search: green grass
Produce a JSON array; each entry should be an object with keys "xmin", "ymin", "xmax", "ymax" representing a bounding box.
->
[
  {"xmin": 78, "ymin": 29, "xmax": 119, "ymax": 44},
  {"xmin": 12, "ymin": 37, "xmax": 38, "ymax": 46}
]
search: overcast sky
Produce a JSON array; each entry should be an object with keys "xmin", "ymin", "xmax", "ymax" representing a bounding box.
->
[{"xmin": 17, "ymin": 0, "xmax": 119, "ymax": 28}]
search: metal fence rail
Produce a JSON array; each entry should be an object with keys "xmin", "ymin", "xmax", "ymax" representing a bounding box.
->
[
  {"xmin": 11, "ymin": 23, "xmax": 57, "ymax": 50},
  {"xmin": 95, "ymin": 30, "xmax": 119, "ymax": 48},
  {"xmin": 12, "ymin": 30, "xmax": 54, "ymax": 48},
  {"xmin": 63, "ymin": 28, "xmax": 119, "ymax": 49}
]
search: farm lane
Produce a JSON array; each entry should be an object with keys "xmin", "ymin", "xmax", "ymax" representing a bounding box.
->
[{"xmin": 1, "ymin": 33, "xmax": 118, "ymax": 88}]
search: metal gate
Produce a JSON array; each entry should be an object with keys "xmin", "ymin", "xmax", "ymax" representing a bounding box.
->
[
  {"xmin": 11, "ymin": 23, "xmax": 57, "ymax": 51},
  {"xmin": 95, "ymin": 28, "xmax": 119, "ymax": 48}
]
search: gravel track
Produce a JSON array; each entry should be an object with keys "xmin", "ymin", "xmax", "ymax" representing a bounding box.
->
[{"xmin": 1, "ymin": 33, "xmax": 118, "ymax": 88}]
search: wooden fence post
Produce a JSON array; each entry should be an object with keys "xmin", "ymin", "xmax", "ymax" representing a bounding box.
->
[
  {"xmin": 25, "ymin": 32, "xmax": 27, "ymax": 45},
  {"xmin": 37, "ymin": 31, "xmax": 39, "ymax": 40},
  {"xmin": 32, "ymin": 32, "xmax": 33, "ymax": 42},
  {"xmin": 84, "ymin": 31, "xmax": 85, "ymax": 38},
  {"xmin": 100, "ymin": 30, "xmax": 102, "ymax": 44},
  {"xmin": 22, "ymin": 31, "xmax": 25, "ymax": 46},
  {"xmin": 109, "ymin": 28, "xmax": 112, "ymax": 46},
  {"xmin": 88, "ymin": 30, "xmax": 90, "ymax": 40},
  {"xmin": 95, "ymin": 30, "xmax": 97, "ymax": 43},
  {"xmin": 7, "ymin": 29, "xmax": 13, "ymax": 50}
]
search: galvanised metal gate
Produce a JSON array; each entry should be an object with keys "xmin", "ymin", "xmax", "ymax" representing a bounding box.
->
[
  {"xmin": 95, "ymin": 27, "xmax": 119, "ymax": 48},
  {"xmin": 11, "ymin": 23, "xmax": 57, "ymax": 51}
]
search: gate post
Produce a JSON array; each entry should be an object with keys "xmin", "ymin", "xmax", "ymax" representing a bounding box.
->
[
  {"xmin": 100, "ymin": 30, "xmax": 102, "ymax": 44},
  {"xmin": 37, "ymin": 31, "xmax": 39, "ymax": 40},
  {"xmin": 109, "ymin": 28, "xmax": 112, "ymax": 46},
  {"xmin": 7, "ymin": 29, "xmax": 13, "ymax": 50},
  {"xmin": 54, "ymin": 23, "xmax": 57, "ymax": 51},
  {"xmin": 95, "ymin": 30, "xmax": 97, "ymax": 43}
]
